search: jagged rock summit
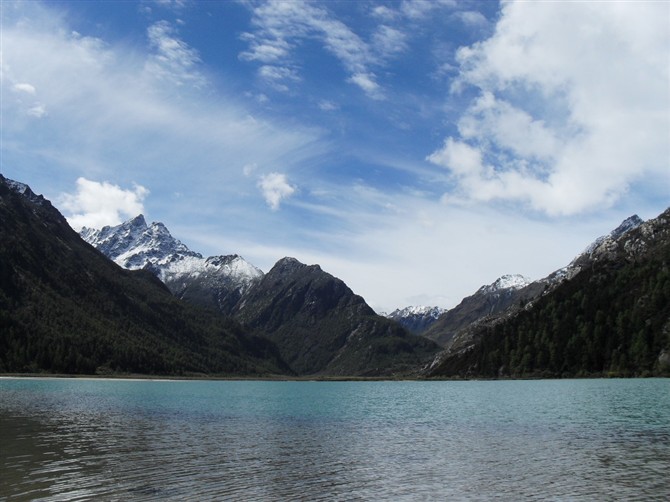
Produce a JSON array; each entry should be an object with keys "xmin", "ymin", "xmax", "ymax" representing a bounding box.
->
[{"xmin": 476, "ymin": 274, "xmax": 532, "ymax": 295}]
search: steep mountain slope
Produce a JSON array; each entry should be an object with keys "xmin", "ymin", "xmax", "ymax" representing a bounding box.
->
[
  {"xmin": 423, "ymin": 275, "xmax": 540, "ymax": 347},
  {"xmin": 233, "ymin": 257, "xmax": 440, "ymax": 376},
  {"xmin": 385, "ymin": 306, "xmax": 447, "ymax": 335},
  {"xmin": 81, "ymin": 216, "xmax": 262, "ymax": 314},
  {"xmin": 426, "ymin": 209, "xmax": 670, "ymax": 378},
  {"xmin": 0, "ymin": 176, "xmax": 288, "ymax": 376}
]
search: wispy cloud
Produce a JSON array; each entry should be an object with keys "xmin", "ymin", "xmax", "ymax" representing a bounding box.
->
[
  {"xmin": 145, "ymin": 20, "xmax": 205, "ymax": 88},
  {"xmin": 430, "ymin": 1, "xmax": 670, "ymax": 216},
  {"xmin": 239, "ymin": 0, "xmax": 383, "ymax": 98},
  {"xmin": 59, "ymin": 178, "xmax": 149, "ymax": 230},
  {"xmin": 0, "ymin": 0, "xmax": 323, "ymax": 220}
]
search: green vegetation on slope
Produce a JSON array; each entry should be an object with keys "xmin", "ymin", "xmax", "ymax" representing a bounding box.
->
[
  {"xmin": 0, "ymin": 177, "xmax": 288, "ymax": 376},
  {"xmin": 427, "ymin": 214, "xmax": 670, "ymax": 378}
]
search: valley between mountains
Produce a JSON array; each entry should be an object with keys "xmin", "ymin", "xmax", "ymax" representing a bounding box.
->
[{"xmin": 1, "ymin": 175, "xmax": 669, "ymax": 378}]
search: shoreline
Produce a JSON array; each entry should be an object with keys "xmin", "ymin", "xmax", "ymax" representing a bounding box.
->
[{"xmin": 1, "ymin": 372, "xmax": 667, "ymax": 383}]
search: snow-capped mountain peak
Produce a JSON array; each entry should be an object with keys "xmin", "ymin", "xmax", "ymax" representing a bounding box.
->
[
  {"xmin": 385, "ymin": 305, "xmax": 447, "ymax": 335},
  {"xmin": 477, "ymin": 274, "xmax": 532, "ymax": 294},
  {"xmin": 581, "ymin": 214, "xmax": 643, "ymax": 257},
  {"xmin": 81, "ymin": 215, "xmax": 201, "ymax": 271},
  {"xmin": 387, "ymin": 305, "xmax": 446, "ymax": 319},
  {"xmin": 80, "ymin": 215, "xmax": 264, "ymax": 310}
]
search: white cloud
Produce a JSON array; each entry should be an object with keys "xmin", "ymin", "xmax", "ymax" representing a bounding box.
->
[
  {"xmin": 456, "ymin": 11, "xmax": 488, "ymax": 28},
  {"xmin": 401, "ymin": 0, "xmax": 456, "ymax": 19},
  {"xmin": 427, "ymin": 137, "xmax": 485, "ymax": 177},
  {"xmin": 347, "ymin": 72, "xmax": 383, "ymax": 100},
  {"xmin": 27, "ymin": 103, "xmax": 47, "ymax": 118},
  {"xmin": 257, "ymin": 64, "xmax": 301, "ymax": 91},
  {"xmin": 239, "ymin": 0, "xmax": 382, "ymax": 97},
  {"xmin": 59, "ymin": 178, "xmax": 149, "ymax": 230},
  {"xmin": 371, "ymin": 25, "xmax": 407, "ymax": 58},
  {"xmin": 13, "ymin": 82, "xmax": 36, "ymax": 94},
  {"xmin": 371, "ymin": 6, "xmax": 399, "ymax": 22},
  {"xmin": 145, "ymin": 20, "xmax": 205, "ymax": 87},
  {"xmin": 431, "ymin": 1, "xmax": 670, "ymax": 215},
  {"xmin": 0, "ymin": 1, "xmax": 322, "ymax": 215},
  {"xmin": 258, "ymin": 172, "xmax": 296, "ymax": 210},
  {"xmin": 243, "ymin": 163, "xmax": 258, "ymax": 177},
  {"xmin": 318, "ymin": 100, "xmax": 339, "ymax": 111},
  {"xmin": 458, "ymin": 91, "xmax": 560, "ymax": 161}
]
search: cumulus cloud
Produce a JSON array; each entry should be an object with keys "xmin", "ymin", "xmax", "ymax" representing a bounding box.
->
[
  {"xmin": 258, "ymin": 172, "xmax": 296, "ymax": 210},
  {"xmin": 431, "ymin": 1, "xmax": 670, "ymax": 215},
  {"xmin": 59, "ymin": 178, "xmax": 149, "ymax": 230}
]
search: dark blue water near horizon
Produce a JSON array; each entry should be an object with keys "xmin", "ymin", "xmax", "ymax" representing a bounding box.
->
[{"xmin": 1, "ymin": 377, "xmax": 669, "ymax": 500}]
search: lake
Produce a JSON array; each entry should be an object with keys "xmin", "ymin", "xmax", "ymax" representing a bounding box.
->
[{"xmin": 1, "ymin": 378, "xmax": 669, "ymax": 501}]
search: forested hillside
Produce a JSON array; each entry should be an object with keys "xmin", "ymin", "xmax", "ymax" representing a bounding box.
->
[
  {"xmin": 0, "ymin": 176, "xmax": 288, "ymax": 376},
  {"xmin": 427, "ymin": 209, "xmax": 670, "ymax": 378}
]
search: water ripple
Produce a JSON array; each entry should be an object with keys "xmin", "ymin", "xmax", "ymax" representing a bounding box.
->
[{"xmin": 1, "ymin": 378, "xmax": 669, "ymax": 501}]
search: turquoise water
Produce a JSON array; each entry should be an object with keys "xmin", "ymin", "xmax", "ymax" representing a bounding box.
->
[{"xmin": 1, "ymin": 378, "xmax": 669, "ymax": 500}]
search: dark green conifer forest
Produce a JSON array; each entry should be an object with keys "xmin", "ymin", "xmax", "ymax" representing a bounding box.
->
[{"xmin": 428, "ymin": 224, "xmax": 670, "ymax": 378}]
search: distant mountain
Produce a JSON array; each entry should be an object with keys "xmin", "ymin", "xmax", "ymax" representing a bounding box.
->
[
  {"xmin": 81, "ymin": 216, "xmax": 262, "ymax": 314},
  {"xmin": 423, "ymin": 274, "xmax": 539, "ymax": 347},
  {"xmin": 385, "ymin": 306, "xmax": 447, "ymax": 335},
  {"xmin": 426, "ymin": 209, "xmax": 670, "ymax": 378},
  {"xmin": 232, "ymin": 257, "xmax": 440, "ymax": 376},
  {"xmin": 0, "ymin": 176, "xmax": 288, "ymax": 376}
]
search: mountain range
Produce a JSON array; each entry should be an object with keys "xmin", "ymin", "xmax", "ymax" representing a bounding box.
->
[
  {"xmin": 2, "ymin": 174, "xmax": 668, "ymax": 378},
  {"xmin": 80, "ymin": 213, "xmax": 439, "ymax": 376}
]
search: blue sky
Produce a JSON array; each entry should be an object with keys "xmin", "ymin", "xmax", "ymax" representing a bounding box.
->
[{"xmin": 1, "ymin": 0, "xmax": 668, "ymax": 312}]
